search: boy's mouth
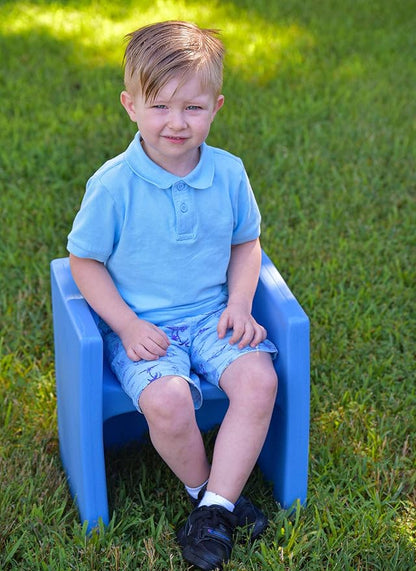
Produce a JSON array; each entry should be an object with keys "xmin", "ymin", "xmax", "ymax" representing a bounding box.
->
[{"xmin": 164, "ymin": 135, "xmax": 187, "ymax": 143}]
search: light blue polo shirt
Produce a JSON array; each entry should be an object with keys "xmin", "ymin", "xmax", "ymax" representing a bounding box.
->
[{"xmin": 67, "ymin": 132, "xmax": 261, "ymax": 325}]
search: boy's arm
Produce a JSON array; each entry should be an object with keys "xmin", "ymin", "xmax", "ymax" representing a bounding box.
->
[
  {"xmin": 69, "ymin": 254, "xmax": 169, "ymax": 361},
  {"xmin": 217, "ymin": 238, "xmax": 267, "ymax": 349}
]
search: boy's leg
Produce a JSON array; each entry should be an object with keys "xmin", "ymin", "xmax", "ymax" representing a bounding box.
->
[
  {"xmin": 139, "ymin": 375, "xmax": 211, "ymax": 487},
  {"xmin": 177, "ymin": 352, "xmax": 277, "ymax": 570},
  {"xmin": 207, "ymin": 352, "xmax": 278, "ymax": 503}
]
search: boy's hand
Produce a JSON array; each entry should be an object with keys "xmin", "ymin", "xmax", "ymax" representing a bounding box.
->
[
  {"xmin": 217, "ymin": 303, "xmax": 267, "ymax": 349},
  {"xmin": 119, "ymin": 317, "xmax": 170, "ymax": 361}
]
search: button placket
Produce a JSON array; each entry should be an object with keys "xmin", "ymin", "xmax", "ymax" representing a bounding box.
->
[{"xmin": 173, "ymin": 182, "xmax": 195, "ymax": 240}]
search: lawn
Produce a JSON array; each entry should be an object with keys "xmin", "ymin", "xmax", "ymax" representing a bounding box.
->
[{"xmin": 0, "ymin": 0, "xmax": 415, "ymax": 569}]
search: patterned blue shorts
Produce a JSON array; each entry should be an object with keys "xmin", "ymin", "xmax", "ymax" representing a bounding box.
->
[{"xmin": 99, "ymin": 305, "xmax": 277, "ymax": 413}]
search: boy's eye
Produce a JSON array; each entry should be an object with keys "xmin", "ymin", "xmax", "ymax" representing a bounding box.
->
[
  {"xmin": 187, "ymin": 105, "xmax": 202, "ymax": 111},
  {"xmin": 152, "ymin": 104, "xmax": 167, "ymax": 109}
]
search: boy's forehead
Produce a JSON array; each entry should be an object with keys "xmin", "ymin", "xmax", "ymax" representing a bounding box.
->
[{"xmin": 150, "ymin": 74, "xmax": 217, "ymax": 101}]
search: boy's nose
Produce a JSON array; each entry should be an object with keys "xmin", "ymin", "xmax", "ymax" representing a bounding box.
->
[{"xmin": 168, "ymin": 111, "xmax": 187, "ymax": 130}]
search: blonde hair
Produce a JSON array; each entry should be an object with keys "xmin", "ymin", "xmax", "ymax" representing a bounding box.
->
[{"xmin": 123, "ymin": 21, "xmax": 224, "ymax": 101}]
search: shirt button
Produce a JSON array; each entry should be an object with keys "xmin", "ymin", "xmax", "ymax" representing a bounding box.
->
[
  {"xmin": 177, "ymin": 182, "xmax": 185, "ymax": 191},
  {"xmin": 180, "ymin": 203, "xmax": 188, "ymax": 213}
]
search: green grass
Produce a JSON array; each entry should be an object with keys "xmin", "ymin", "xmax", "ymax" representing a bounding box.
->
[{"xmin": 1, "ymin": 0, "xmax": 415, "ymax": 568}]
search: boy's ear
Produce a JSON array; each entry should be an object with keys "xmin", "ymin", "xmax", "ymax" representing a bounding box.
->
[
  {"xmin": 212, "ymin": 94, "xmax": 225, "ymax": 120},
  {"xmin": 216, "ymin": 94, "xmax": 225, "ymax": 111},
  {"xmin": 120, "ymin": 91, "xmax": 137, "ymax": 122}
]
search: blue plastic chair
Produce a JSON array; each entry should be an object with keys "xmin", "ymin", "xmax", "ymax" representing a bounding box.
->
[{"xmin": 50, "ymin": 253, "xmax": 310, "ymax": 532}]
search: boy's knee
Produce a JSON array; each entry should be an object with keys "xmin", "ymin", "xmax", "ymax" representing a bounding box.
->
[
  {"xmin": 249, "ymin": 365, "xmax": 278, "ymax": 404},
  {"xmin": 262, "ymin": 365, "xmax": 278, "ymax": 396},
  {"xmin": 140, "ymin": 375, "xmax": 195, "ymax": 430},
  {"xmin": 223, "ymin": 353, "xmax": 278, "ymax": 407}
]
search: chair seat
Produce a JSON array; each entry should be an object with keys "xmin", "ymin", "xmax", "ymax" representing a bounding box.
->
[
  {"xmin": 102, "ymin": 361, "xmax": 136, "ymax": 420},
  {"xmin": 102, "ymin": 359, "xmax": 227, "ymax": 421}
]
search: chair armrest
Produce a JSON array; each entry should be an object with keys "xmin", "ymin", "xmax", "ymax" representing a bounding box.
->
[
  {"xmin": 253, "ymin": 251, "xmax": 310, "ymax": 507},
  {"xmin": 254, "ymin": 251, "xmax": 310, "ymax": 389},
  {"xmin": 51, "ymin": 257, "xmax": 103, "ymax": 397},
  {"xmin": 50, "ymin": 257, "xmax": 106, "ymax": 511}
]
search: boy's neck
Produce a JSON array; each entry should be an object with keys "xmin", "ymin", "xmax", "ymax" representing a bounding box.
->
[{"xmin": 140, "ymin": 137, "xmax": 201, "ymax": 177}]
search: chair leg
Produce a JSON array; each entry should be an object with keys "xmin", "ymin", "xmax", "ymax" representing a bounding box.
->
[{"xmin": 57, "ymin": 389, "xmax": 110, "ymax": 531}]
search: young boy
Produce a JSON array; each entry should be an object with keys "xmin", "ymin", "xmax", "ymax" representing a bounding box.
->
[{"xmin": 67, "ymin": 21, "xmax": 278, "ymax": 571}]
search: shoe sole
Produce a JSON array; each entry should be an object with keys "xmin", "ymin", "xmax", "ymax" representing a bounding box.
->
[{"xmin": 181, "ymin": 544, "xmax": 226, "ymax": 571}]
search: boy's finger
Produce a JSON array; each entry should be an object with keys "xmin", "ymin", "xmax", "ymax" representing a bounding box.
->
[
  {"xmin": 250, "ymin": 325, "xmax": 267, "ymax": 347},
  {"xmin": 237, "ymin": 322, "xmax": 255, "ymax": 349},
  {"xmin": 217, "ymin": 313, "xmax": 230, "ymax": 338},
  {"xmin": 126, "ymin": 346, "xmax": 142, "ymax": 362},
  {"xmin": 229, "ymin": 321, "xmax": 246, "ymax": 345},
  {"xmin": 145, "ymin": 337, "xmax": 168, "ymax": 356},
  {"xmin": 154, "ymin": 333, "xmax": 170, "ymax": 349},
  {"xmin": 150, "ymin": 325, "xmax": 170, "ymax": 346},
  {"xmin": 131, "ymin": 344, "xmax": 163, "ymax": 361}
]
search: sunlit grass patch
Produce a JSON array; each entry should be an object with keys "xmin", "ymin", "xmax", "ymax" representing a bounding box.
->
[{"xmin": 0, "ymin": 0, "xmax": 314, "ymax": 79}]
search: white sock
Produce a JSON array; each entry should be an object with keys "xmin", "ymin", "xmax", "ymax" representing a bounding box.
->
[
  {"xmin": 198, "ymin": 490, "xmax": 235, "ymax": 512},
  {"xmin": 185, "ymin": 480, "xmax": 209, "ymax": 500}
]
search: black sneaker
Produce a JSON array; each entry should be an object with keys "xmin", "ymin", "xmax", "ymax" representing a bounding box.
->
[
  {"xmin": 190, "ymin": 489, "xmax": 268, "ymax": 540},
  {"xmin": 233, "ymin": 495, "xmax": 268, "ymax": 540},
  {"xmin": 177, "ymin": 505, "xmax": 237, "ymax": 570}
]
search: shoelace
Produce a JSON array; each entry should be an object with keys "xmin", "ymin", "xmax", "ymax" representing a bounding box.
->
[{"xmin": 192, "ymin": 506, "xmax": 236, "ymax": 542}]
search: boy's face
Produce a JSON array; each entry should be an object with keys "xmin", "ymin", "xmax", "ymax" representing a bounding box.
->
[{"xmin": 121, "ymin": 74, "xmax": 224, "ymax": 176}]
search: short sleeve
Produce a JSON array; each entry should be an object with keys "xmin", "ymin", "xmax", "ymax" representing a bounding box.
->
[
  {"xmin": 67, "ymin": 177, "xmax": 121, "ymax": 262},
  {"xmin": 231, "ymin": 167, "xmax": 261, "ymax": 245}
]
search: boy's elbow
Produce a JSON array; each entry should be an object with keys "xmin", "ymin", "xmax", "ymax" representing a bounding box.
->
[
  {"xmin": 69, "ymin": 252, "xmax": 81, "ymax": 271},
  {"xmin": 69, "ymin": 253, "xmax": 97, "ymax": 275}
]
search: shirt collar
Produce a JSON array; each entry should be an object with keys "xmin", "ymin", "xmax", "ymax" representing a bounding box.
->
[{"xmin": 124, "ymin": 132, "xmax": 215, "ymax": 190}]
